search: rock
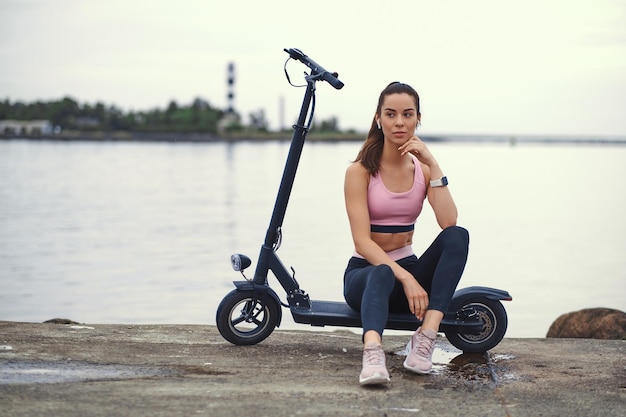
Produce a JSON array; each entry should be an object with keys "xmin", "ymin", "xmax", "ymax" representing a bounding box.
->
[{"xmin": 546, "ymin": 308, "xmax": 626, "ymax": 339}]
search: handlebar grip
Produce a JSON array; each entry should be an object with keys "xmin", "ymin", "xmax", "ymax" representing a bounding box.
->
[
  {"xmin": 284, "ymin": 48, "xmax": 344, "ymax": 90},
  {"xmin": 322, "ymin": 71, "xmax": 344, "ymax": 90}
]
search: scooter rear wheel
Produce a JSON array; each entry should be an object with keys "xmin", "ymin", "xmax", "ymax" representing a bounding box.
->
[
  {"xmin": 444, "ymin": 297, "xmax": 507, "ymax": 353},
  {"xmin": 216, "ymin": 289, "xmax": 280, "ymax": 345}
]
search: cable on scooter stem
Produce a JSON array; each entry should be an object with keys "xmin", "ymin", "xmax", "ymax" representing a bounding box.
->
[{"xmin": 283, "ymin": 48, "xmax": 344, "ymax": 90}]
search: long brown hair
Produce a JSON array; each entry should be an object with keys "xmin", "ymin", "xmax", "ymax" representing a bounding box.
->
[{"xmin": 354, "ymin": 82, "xmax": 421, "ymax": 175}]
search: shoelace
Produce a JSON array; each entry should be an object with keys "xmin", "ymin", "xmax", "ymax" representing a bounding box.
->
[
  {"xmin": 413, "ymin": 333, "xmax": 435, "ymax": 358},
  {"xmin": 363, "ymin": 346, "xmax": 385, "ymax": 366}
]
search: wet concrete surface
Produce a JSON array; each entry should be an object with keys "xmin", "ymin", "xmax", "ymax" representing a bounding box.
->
[
  {"xmin": 1, "ymin": 359, "xmax": 175, "ymax": 385},
  {"xmin": 0, "ymin": 321, "xmax": 624, "ymax": 416}
]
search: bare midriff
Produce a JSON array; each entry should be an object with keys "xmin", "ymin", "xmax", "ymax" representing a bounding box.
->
[{"xmin": 371, "ymin": 230, "xmax": 414, "ymax": 253}]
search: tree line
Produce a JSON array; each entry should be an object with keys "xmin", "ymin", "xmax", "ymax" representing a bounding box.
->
[{"xmin": 0, "ymin": 97, "xmax": 342, "ymax": 134}]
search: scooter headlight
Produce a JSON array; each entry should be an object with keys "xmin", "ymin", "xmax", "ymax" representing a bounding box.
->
[{"xmin": 231, "ymin": 254, "xmax": 251, "ymax": 272}]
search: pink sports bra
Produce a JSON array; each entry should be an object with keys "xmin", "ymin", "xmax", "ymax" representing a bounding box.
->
[{"xmin": 368, "ymin": 154, "xmax": 426, "ymax": 233}]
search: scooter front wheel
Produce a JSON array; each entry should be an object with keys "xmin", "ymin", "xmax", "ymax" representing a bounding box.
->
[
  {"xmin": 216, "ymin": 289, "xmax": 280, "ymax": 345},
  {"xmin": 444, "ymin": 297, "xmax": 508, "ymax": 353}
]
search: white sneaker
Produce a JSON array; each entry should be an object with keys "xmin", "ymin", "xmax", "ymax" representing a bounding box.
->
[
  {"xmin": 359, "ymin": 343, "xmax": 390, "ymax": 385},
  {"xmin": 403, "ymin": 327, "xmax": 437, "ymax": 374}
]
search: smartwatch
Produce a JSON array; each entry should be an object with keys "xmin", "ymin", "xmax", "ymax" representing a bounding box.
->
[{"xmin": 429, "ymin": 176, "xmax": 448, "ymax": 188}]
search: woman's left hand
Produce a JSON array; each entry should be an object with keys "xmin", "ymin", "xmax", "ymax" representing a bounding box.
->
[{"xmin": 398, "ymin": 136, "xmax": 437, "ymax": 167}]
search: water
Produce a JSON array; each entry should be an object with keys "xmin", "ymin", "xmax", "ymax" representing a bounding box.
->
[{"xmin": 1, "ymin": 138, "xmax": 624, "ymax": 338}]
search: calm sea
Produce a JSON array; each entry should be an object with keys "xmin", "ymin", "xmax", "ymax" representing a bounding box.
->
[{"xmin": 1, "ymin": 138, "xmax": 624, "ymax": 338}]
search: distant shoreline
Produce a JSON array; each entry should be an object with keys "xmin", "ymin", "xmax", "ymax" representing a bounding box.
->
[
  {"xmin": 1, "ymin": 131, "xmax": 625, "ymax": 145},
  {"xmin": 0, "ymin": 130, "xmax": 364, "ymax": 143}
]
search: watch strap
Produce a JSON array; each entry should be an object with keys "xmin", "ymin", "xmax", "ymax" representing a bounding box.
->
[{"xmin": 429, "ymin": 176, "xmax": 448, "ymax": 187}]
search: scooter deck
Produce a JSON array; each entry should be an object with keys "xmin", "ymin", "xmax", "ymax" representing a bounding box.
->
[{"xmin": 290, "ymin": 300, "xmax": 482, "ymax": 332}]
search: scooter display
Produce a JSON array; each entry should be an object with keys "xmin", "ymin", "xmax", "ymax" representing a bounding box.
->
[{"xmin": 216, "ymin": 48, "xmax": 512, "ymax": 353}]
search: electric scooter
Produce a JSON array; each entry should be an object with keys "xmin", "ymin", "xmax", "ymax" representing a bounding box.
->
[{"xmin": 216, "ymin": 48, "xmax": 512, "ymax": 353}]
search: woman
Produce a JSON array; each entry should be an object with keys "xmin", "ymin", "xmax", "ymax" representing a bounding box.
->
[{"xmin": 343, "ymin": 82, "xmax": 469, "ymax": 385}]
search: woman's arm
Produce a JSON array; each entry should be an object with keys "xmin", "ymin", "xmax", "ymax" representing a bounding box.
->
[
  {"xmin": 424, "ymin": 163, "xmax": 458, "ymax": 229},
  {"xmin": 344, "ymin": 162, "xmax": 394, "ymax": 264},
  {"xmin": 398, "ymin": 136, "xmax": 458, "ymax": 229}
]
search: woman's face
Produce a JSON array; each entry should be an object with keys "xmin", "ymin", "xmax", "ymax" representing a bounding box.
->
[{"xmin": 377, "ymin": 93, "xmax": 420, "ymax": 143}]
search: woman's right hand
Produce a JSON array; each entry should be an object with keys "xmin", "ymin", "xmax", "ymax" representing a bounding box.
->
[{"xmin": 399, "ymin": 273, "xmax": 429, "ymax": 321}]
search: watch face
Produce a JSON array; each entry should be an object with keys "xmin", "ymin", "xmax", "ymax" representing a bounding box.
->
[{"xmin": 442, "ymin": 176, "xmax": 448, "ymax": 186}]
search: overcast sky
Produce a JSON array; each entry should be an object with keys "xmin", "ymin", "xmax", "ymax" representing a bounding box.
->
[{"xmin": 1, "ymin": 0, "xmax": 625, "ymax": 136}]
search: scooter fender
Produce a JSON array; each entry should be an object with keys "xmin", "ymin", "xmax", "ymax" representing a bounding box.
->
[
  {"xmin": 448, "ymin": 286, "xmax": 512, "ymax": 312},
  {"xmin": 232, "ymin": 280, "xmax": 283, "ymax": 327}
]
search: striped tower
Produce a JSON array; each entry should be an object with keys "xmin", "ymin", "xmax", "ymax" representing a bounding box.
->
[{"xmin": 226, "ymin": 62, "xmax": 235, "ymax": 114}]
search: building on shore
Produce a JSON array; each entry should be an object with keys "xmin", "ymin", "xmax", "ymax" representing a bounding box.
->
[{"xmin": 0, "ymin": 120, "xmax": 54, "ymax": 135}]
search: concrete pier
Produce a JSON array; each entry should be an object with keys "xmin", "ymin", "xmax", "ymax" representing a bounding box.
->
[{"xmin": 1, "ymin": 321, "xmax": 624, "ymax": 416}]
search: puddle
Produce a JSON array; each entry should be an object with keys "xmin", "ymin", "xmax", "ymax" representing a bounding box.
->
[
  {"xmin": 395, "ymin": 343, "xmax": 479, "ymax": 373},
  {"xmin": 395, "ymin": 341, "xmax": 517, "ymax": 384},
  {"xmin": 0, "ymin": 360, "xmax": 174, "ymax": 385}
]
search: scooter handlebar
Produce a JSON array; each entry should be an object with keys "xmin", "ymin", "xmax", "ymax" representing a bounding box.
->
[{"xmin": 284, "ymin": 48, "xmax": 344, "ymax": 90}]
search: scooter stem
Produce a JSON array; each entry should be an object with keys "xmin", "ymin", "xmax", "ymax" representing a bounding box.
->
[{"xmin": 252, "ymin": 80, "xmax": 316, "ymax": 285}]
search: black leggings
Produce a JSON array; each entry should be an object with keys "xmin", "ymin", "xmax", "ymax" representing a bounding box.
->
[{"xmin": 343, "ymin": 226, "xmax": 469, "ymax": 337}]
